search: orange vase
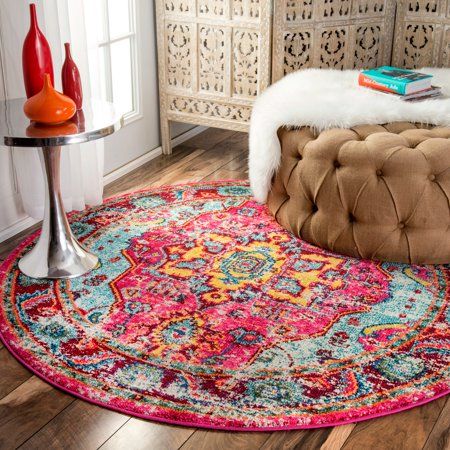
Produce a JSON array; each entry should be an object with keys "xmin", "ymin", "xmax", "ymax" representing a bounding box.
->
[{"xmin": 23, "ymin": 74, "xmax": 76, "ymax": 125}]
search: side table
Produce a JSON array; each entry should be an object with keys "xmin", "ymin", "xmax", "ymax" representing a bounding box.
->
[{"xmin": 0, "ymin": 98, "xmax": 123, "ymax": 279}]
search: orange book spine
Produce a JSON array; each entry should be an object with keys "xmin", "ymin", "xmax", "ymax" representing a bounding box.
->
[{"xmin": 358, "ymin": 73, "xmax": 397, "ymax": 94}]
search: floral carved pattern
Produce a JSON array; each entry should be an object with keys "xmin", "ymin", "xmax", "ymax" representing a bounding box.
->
[
  {"xmin": 233, "ymin": 30, "xmax": 259, "ymax": 98},
  {"xmin": 319, "ymin": 28, "xmax": 347, "ymax": 68},
  {"xmin": 169, "ymin": 96, "xmax": 252, "ymax": 122},
  {"xmin": 166, "ymin": 23, "xmax": 192, "ymax": 90},
  {"xmin": 353, "ymin": 25, "xmax": 382, "ymax": 68},
  {"xmin": 285, "ymin": 1, "xmax": 314, "ymax": 22},
  {"xmin": 283, "ymin": 31, "xmax": 312, "ymax": 74},
  {"xmin": 318, "ymin": 0, "xmax": 352, "ymax": 19},
  {"xmin": 233, "ymin": 0, "xmax": 261, "ymax": 19},
  {"xmin": 199, "ymin": 26, "xmax": 226, "ymax": 94},
  {"xmin": 198, "ymin": 0, "xmax": 225, "ymax": 16},
  {"xmin": 402, "ymin": 23, "xmax": 435, "ymax": 67},
  {"xmin": 164, "ymin": 0, "xmax": 193, "ymax": 13},
  {"xmin": 353, "ymin": 1, "xmax": 386, "ymax": 15},
  {"xmin": 407, "ymin": 0, "xmax": 440, "ymax": 14}
]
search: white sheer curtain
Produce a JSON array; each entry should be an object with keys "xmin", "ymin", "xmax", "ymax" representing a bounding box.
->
[{"xmin": 13, "ymin": 0, "xmax": 104, "ymax": 219}]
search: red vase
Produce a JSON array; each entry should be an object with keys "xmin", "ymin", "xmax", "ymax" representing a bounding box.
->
[
  {"xmin": 22, "ymin": 3, "xmax": 54, "ymax": 98},
  {"xmin": 62, "ymin": 43, "xmax": 83, "ymax": 110}
]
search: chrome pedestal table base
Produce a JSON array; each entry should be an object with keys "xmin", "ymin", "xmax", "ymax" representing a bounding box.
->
[
  {"xmin": 18, "ymin": 146, "xmax": 99, "ymax": 279},
  {"xmin": 1, "ymin": 98, "xmax": 123, "ymax": 279}
]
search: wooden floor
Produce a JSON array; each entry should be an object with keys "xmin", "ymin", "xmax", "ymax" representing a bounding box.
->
[{"xmin": 0, "ymin": 128, "xmax": 448, "ymax": 450}]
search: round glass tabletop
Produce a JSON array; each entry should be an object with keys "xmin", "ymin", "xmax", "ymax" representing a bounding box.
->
[{"xmin": 0, "ymin": 98, "xmax": 123, "ymax": 147}]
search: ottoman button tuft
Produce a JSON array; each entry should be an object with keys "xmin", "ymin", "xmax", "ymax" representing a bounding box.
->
[
  {"xmin": 334, "ymin": 160, "xmax": 341, "ymax": 168},
  {"xmin": 398, "ymin": 222, "xmax": 405, "ymax": 229},
  {"xmin": 376, "ymin": 169, "xmax": 383, "ymax": 176},
  {"xmin": 429, "ymin": 174, "xmax": 436, "ymax": 181}
]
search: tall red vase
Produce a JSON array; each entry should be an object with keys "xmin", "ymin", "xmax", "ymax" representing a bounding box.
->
[
  {"xmin": 62, "ymin": 43, "xmax": 83, "ymax": 110},
  {"xmin": 22, "ymin": 3, "xmax": 54, "ymax": 99}
]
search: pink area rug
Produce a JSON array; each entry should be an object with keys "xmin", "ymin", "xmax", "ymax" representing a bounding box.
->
[{"xmin": 0, "ymin": 181, "xmax": 448, "ymax": 430}]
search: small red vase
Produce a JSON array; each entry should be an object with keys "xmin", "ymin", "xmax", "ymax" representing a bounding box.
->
[
  {"xmin": 62, "ymin": 43, "xmax": 83, "ymax": 110},
  {"xmin": 22, "ymin": 3, "xmax": 54, "ymax": 98}
]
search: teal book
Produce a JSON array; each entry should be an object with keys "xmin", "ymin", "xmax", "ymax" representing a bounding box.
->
[{"xmin": 360, "ymin": 66, "xmax": 433, "ymax": 95}]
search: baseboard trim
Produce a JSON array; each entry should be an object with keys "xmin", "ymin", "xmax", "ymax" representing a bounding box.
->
[
  {"xmin": 0, "ymin": 216, "xmax": 40, "ymax": 244},
  {"xmin": 103, "ymin": 125, "xmax": 207, "ymax": 186},
  {"xmin": 102, "ymin": 147, "xmax": 163, "ymax": 186},
  {"xmin": 0, "ymin": 126, "xmax": 208, "ymax": 244}
]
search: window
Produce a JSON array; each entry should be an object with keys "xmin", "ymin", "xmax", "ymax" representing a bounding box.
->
[{"xmin": 83, "ymin": 0, "xmax": 140, "ymax": 122}]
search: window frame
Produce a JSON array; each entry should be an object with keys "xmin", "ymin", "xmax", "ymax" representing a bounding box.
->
[{"xmin": 97, "ymin": 0, "xmax": 142, "ymax": 125}]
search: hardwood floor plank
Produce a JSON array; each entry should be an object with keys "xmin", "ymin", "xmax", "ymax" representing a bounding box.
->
[
  {"xmin": 180, "ymin": 430, "xmax": 271, "ymax": 450},
  {"xmin": 0, "ymin": 376, "xmax": 74, "ymax": 448},
  {"xmin": 202, "ymin": 149, "xmax": 248, "ymax": 182},
  {"xmin": 149, "ymin": 144, "xmax": 245, "ymax": 187},
  {"xmin": 0, "ymin": 348, "xmax": 32, "ymax": 399},
  {"xmin": 0, "ymin": 222, "xmax": 41, "ymax": 261},
  {"xmin": 100, "ymin": 419, "xmax": 195, "ymax": 450},
  {"xmin": 422, "ymin": 397, "xmax": 450, "ymax": 450},
  {"xmin": 219, "ymin": 151, "xmax": 248, "ymax": 171},
  {"xmin": 202, "ymin": 168, "xmax": 247, "ymax": 181},
  {"xmin": 320, "ymin": 424, "xmax": 356, "ymax": 450},
  {"xmin": 181, "ymin": 128, "xmax": 237, "ymax": 151},
  {"xmin": 103, "ymin": 145, "xmax": 198, "ymax": 198},
  {"xmin": 19, "ymin": 401, "xmax": 129, "ymax": 450},
  {"xmin": 260, "ymin": 429, "xmax": 332, "ymax": 450},
  {"xmin": 205, "ymin": 130, "xmax": 247, "ymax": 153},
  {"xmin": 341, "ymin": 397, "xmax": 447, "ymax": 450},
  {"xmin": 108, "ymin": 148, "xmax": 208, "ymax": 193}
]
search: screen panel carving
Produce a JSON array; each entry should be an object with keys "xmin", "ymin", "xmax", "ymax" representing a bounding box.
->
[
  {"xmin": 232, "ymin": 0, "xmax": 262, "ymax": 19},
  {"xmin": 166, "ymin": 23, "xmax": 193, "ymax": 91},
  {"xmin": 156, "ymin": 0, "xmax": 271, "ymax": 153},
  {"xmin": 199, "ymin": 25, "xmax": 227, "ymax": 94},
  {"xmin": 392, "ymin": 0, "xmax": 450, "ymax": 68},
  {"xmin": 164, "ymin": 0, "xmax": 195, "ymax": 14},
  {"xmin": 272, "ymin": 0, "xmax": 396, "ymax": 81}
]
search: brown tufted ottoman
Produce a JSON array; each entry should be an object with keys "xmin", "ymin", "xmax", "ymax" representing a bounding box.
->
[{"xmin": 267, "ymin": 122, "xmax": 450, "ymax": 264}]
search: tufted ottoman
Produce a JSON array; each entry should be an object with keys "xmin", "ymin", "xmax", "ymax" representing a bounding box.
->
[{"xmin": 267, "ymin": 122, "xmax": 450, "ymax": 264}]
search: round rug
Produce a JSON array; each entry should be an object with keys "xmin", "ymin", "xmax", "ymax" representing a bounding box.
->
[{"xmin": 0, "ymin": 181, "xmax": 448, "ymax": 430}]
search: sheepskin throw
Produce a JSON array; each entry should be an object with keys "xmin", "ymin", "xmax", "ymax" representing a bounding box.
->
[{"xmin": 249, "ymin": 68, "xmax": 450, "ymax": 203}]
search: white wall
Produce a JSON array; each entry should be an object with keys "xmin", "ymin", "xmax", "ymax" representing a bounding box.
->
[{"xmin": 0, "ymin": 0, "xmax": 193, "ymax": 239}]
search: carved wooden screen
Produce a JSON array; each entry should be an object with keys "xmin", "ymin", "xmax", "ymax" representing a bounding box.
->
[
  {"xmin": 392, "ymin": 0, "xmax": 450, "ymax": 68},
  {"xmin": 156, "ymin": 0, "xmax": 271, "ymax": 153},
  {"xmin": 272, "ymin": 0, "xmax": 396, "ymax": 82}
]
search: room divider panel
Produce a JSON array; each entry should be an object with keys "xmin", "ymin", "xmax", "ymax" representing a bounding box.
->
[
  {"xmin": 156, "ymin": 0, "xmax": 450, "ymax": 154},
  {"xmin": 155, "ymin": 0, "xmax": 272, "ymax": 154}
]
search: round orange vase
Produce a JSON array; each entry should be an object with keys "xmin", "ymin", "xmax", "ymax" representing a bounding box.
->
[{"xmin": 23, "ymin": 74, "xmax": 76, "ymax": 125}]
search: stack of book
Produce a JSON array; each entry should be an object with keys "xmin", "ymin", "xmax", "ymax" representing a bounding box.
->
[{"xmin": 358, "ymin": 66, "xmax": 442, "ymax": 102}]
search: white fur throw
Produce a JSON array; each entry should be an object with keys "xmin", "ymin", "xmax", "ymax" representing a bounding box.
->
[{"xmin": 249, "ymin": 68, "xmax": 450, "ymax": 203}]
